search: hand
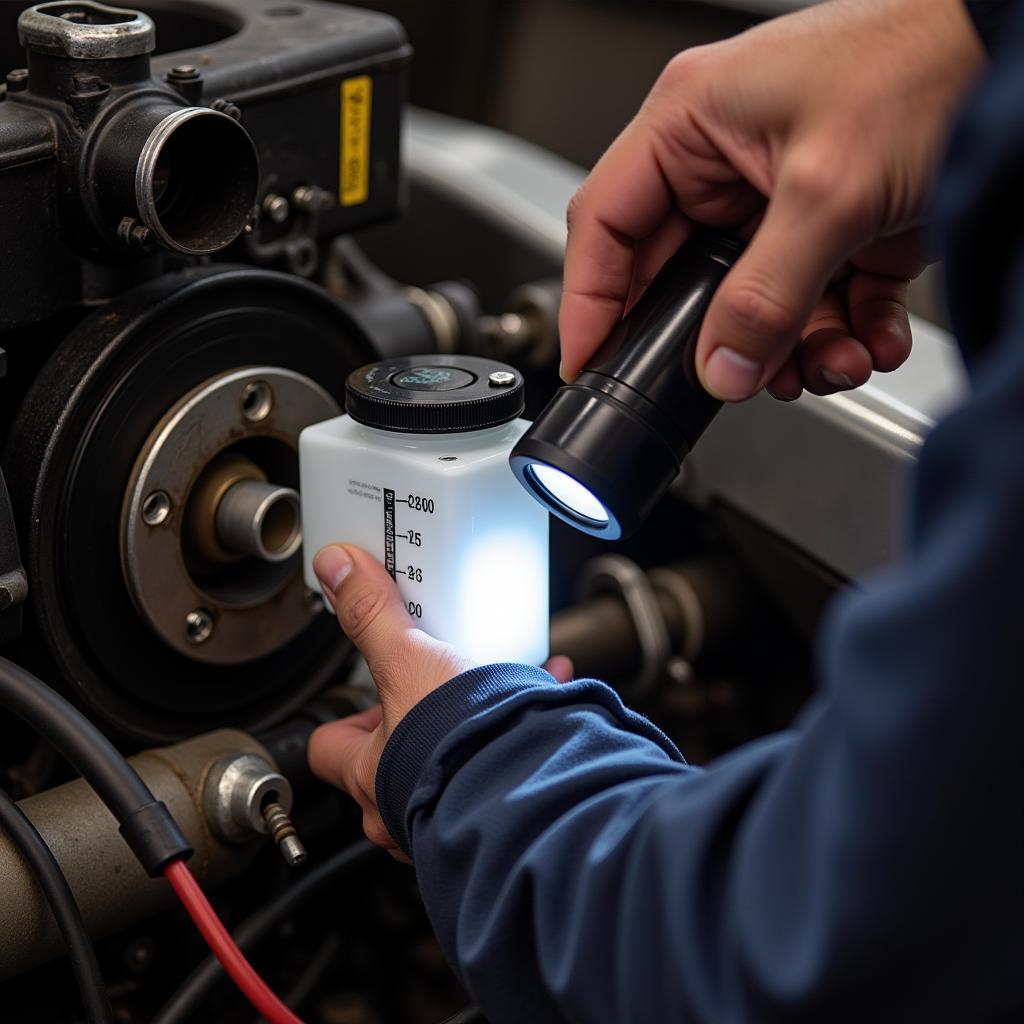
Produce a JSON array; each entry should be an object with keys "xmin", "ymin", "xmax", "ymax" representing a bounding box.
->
[
  {"xmin": 307, "ymin": 544, "xmax": 573, "ymax": 860},
  {"xmin": 559, "ymin": 0, "xmax": 984, "ymax": 401}
]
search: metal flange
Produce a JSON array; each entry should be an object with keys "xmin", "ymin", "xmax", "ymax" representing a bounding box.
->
[{"xmin": 121, "ymin": 366, "xmax": 338, "ymax": 665}]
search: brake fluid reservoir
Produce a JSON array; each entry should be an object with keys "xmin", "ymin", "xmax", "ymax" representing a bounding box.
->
[{"xmin": 300, "ymin": 355, "xmax": 549, "ymax": 665}]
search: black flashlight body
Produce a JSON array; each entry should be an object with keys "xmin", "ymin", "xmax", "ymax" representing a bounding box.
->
[{"xmin": 510, "ymin": 230, "xmax": 744, "ymax": 539}]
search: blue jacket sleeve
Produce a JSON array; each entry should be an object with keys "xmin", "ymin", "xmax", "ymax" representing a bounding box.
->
[
  {"xmin": 965, "ymin": 0, "xmax": 1020, "ymax": 49},
  {"xmin": 375, "ymin": 26, "xmax": 1024, "ymax": 1024}
]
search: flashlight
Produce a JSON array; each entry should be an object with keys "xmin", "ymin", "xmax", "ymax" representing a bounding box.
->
[{"xmin": 510, "ymin": 230, "xmax": 744, "ymax": 539}]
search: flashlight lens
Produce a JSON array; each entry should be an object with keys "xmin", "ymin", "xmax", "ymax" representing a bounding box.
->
[{"xmin": 528, "ymin": 463, "xmax": 610, "ymax": 527}]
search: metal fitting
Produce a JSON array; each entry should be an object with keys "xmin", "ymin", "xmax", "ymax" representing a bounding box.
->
[
  {"xmin": 204, "ymin": 753, "xmax": 293, "ymax": 844},
  {"xmin": 262, "ymin": 193, "xmax": 291, "ymax": 225},
  {"xmin": 291, "ymin": 184, "xmax": 334, "ymax": 212},
  {"xmin": 262, "ymin": 802, "xmax": 307, "ymax": 867},
  {"xmin": 18, "ymin": 2, "xmax": 156, "ymax": 61},
  {"xmin": 215, "ymin": 479, "xmax": 302, "ymax": 563},
  {"xmin": 204, "ymin": 754, "xmax": 306, "ymax": 867}
]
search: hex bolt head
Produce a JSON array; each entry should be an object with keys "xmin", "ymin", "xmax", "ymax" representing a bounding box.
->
[
  {"xmin": 488, "ymin": 371, "xmax": 517, "ymax": 387},
  {"xmin": 211, "ymin": 98, "xmax": 241, "ymax": 120},
  {"xmin": 141, "ymin": 490, "xmax": 171, "ymax": 526},
  {"xmin": 262, "ymin": 193, "xmax": 290, "ymax": 225},
  {"xmin": 185, "ymin": 608, "xmax": 214, "ymax": 645}
]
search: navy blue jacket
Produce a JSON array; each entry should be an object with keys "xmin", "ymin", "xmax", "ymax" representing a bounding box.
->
[{"xmin": 376, "ymin": 4, "xmax": 1024, "ymax": 1020}]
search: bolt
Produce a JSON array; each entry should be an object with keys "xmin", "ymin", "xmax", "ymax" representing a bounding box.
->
[
  {"xmin": 211, "ymin": 98, "xmax": 241, "ymax": 120},
  {"xmin": 141, "ymin": 490, "xmax": 171, "ymax": 526},
  {"xmin": 488, "ymin": 371, "xmax": 517, "ymax": 387},
  {"xmin": 117, "ymin": 217, "xmax": 152, "ymax": 250},
  {"xmin": 6, "ymin": 69, "xmax": 28, "ymax": 93},
  {"xmin": 240, "ymin": 379, "xmax": 273, "ymax": 421},
  {"xmin": 262, "ymin": 801, "xmax": 307, "ymax": 867},
  {"xmin": 291, "ymin": 185, "xmax": 334, "ymax": 212},
  {"xmin": 262, "ymin": 193, "xmax": 290, "ymax": 224},
  {"xmin": 168, "ymin": 65, "xmax": 199, "ymax": 80},
  {"xmin": 185, "ymin": 608, "xmax": 214, "ymax": 645}
]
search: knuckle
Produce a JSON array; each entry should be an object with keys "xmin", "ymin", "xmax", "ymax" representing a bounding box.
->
[
  {"xmin": 725, "ymin": 279, "xmax": 800, "ymax": 340},
  {"xmin": 658, "ymin": 45, "xmax": 712, "ymax": 90},
  {"xmin": 339, "ymin": 586, "xmax": 389, "ymax": 642},
  {"xmin": 783, "ymin": 146, "xmax": 840, "ymax": 201},
  {"xmin": 784, "ymin": 149, "xmax": 862, "ymax": 230}
]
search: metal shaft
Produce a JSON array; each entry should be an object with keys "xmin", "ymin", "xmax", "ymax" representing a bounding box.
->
[
  {"xmin": 215, "ymin": 479, "xmax": 302, "ymax": 563},
  {"xmin": 0, "ymin": 729, "xmax": 275, "ymax": 980}
]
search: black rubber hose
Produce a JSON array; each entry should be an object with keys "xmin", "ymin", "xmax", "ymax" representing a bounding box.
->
[
  {"xmin": 0, "ymin": 657, "xmax": 191, "ymax": 874},
  {"xmin": 152, "ymin": 839, "xmax": 378, "ymax": 1024},
  {"xmin": 0, "ymin": 658, "xmax": 151, "ymax": 819},
  {"xmin": 0, "ymin": 787, "xmax": 113, "ymax": 1024}
]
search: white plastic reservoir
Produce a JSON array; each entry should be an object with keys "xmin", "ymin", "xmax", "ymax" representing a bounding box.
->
[{"xmin": 300, "ymin": 355, "xmax": 549, "ymax": 665}]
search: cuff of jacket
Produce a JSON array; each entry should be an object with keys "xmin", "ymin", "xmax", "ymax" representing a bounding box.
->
[
  {"xmin": 375, "ymin": 663, "xmax": 686, "ymax": 856},
  {"xmin": 375, "ymin": 663, "xmax": 556, "ymax": 854}
]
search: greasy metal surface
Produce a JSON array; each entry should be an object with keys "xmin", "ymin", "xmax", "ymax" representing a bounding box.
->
[
  {"xmin": 400, "ymin": 109, "xmax": 968, "ymax": 578},
  {"xmin": 0, "ymin": 729, "xmax": 271, "ymax": 980},
  {"xmin": 120, "ymin": 366, "xmax": 339, "ymax": 665},
  {"xmin": 18, "ymin": 1, "xmax": 155, "ymax": 59}
]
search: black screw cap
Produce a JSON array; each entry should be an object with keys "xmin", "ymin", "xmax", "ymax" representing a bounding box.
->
[{"xmin": 345, "ymin": 355, "xmax": 525, "ymax": 434}]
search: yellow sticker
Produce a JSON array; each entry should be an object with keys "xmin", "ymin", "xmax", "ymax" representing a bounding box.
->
[{"xmin": 340, "ymin": 75, "xmax": 372, "ymax": 207}]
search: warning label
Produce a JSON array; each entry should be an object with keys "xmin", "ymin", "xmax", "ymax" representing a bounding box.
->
[{"xmin": 340, "ymin": 75, "xmax": 372, "ymax": 206}]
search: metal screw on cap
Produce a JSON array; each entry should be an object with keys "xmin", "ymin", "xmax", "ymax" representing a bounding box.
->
[
  {"xmin": 185, "ymin": 608, "xmax": 214, "ymax": 645},
  {"xmin": 489, "ymin": 371, "xmax": 517, "ymax": 387}
]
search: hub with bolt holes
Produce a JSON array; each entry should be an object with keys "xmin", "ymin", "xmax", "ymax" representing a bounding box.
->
[{"xmin": 121, "ymin": 366, "xmax": 339, "ymax": 665}]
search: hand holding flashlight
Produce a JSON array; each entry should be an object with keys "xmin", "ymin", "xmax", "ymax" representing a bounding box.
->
[
  {"xmin": 308, "ymin": 544, "xmax": 573, "ymax": 859},
  {"xmin": 559, "ymin": 0, "xmax": 983, "ymax": 401}
]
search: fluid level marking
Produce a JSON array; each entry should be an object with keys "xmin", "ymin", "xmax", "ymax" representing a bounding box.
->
[{"xmin": 383, "ymin": 488, "xmax": 396, "ymax": 579}]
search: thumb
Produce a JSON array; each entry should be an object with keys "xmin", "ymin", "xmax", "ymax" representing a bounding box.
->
[
  {"xmin": 696, "ymin": 151, "xmax": 866, "ymax": 401},
  {"xmin": 313, "ymin": 544, "xmax": 414, "ymax": 677}
]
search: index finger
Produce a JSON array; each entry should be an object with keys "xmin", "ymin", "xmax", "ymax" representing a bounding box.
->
[{"xmin": 559, "ymin": 119, "xmax": 677, "ymax": 380}]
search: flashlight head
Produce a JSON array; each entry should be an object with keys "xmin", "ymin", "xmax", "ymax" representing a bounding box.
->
[
  {"xmin": 510, "ymin": 230, "xmax": 743, "ymax": 539},
  {"xmin": 510, "ymin": 384, "xmax": 681, "ymax": 540}
]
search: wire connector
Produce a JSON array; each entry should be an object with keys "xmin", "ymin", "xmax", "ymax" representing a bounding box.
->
[{"xmin": 119, "ymin": 800, "xmax": 193, "ymax": 877}]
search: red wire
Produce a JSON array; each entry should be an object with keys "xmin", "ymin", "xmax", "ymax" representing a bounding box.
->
[{"xmin": 164, "ymin": 858, "xmax": 304, "ymax": 1024}]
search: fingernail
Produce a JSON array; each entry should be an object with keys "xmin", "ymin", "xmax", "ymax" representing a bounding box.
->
[
  {"xmin": 558, "ymin": 361, "xmax": 573, "ymax": 384},
  {"xmin": 313, "ymin": 545, "xmax": 353, "ymax": 596},
  {"xmin": 704, "ymin": 347, "xmax": 762, "ymax": 400},
  {"xmin": 821, "ymin": 368, "xmax": 855, "ymax": 390}
]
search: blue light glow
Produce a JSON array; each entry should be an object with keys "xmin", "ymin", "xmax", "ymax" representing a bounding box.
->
[{"xmin": 529, "ymin": 463, "xmax": 610, "ymax": 526}]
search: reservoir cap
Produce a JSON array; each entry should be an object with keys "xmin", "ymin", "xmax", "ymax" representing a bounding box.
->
[{"xmin": 345, "ymin": 354, "xmax": 525, "ymax": 434}]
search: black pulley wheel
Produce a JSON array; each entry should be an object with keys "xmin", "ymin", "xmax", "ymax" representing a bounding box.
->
[{"xmin": 4, "ymin": 266, "xmax": 376, "ymax": 743}]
